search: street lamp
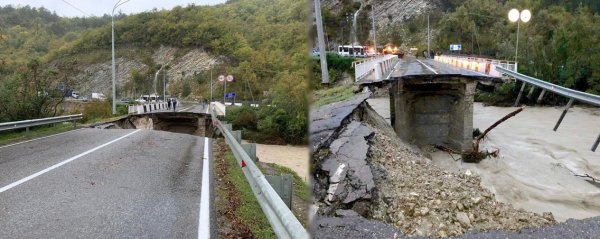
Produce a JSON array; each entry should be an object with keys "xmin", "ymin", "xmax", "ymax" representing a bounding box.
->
[
  {"xmin": 508, "ymin": 8, "xmax": 531, "ymax": 68},
  {"xmin": 111, "ymin": 0, "xmax": 130, "ymax": 114}
]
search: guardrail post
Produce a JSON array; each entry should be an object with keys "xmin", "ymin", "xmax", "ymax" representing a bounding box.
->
[
  {"xmin": 26, "ymin": 127, "xmax": 29, "ymax": 133},
  {"xmin": 553, "ymin": 98, "xmax": 575, "ymax": 131},
  {"xmin": 527, "ymin": 86, "xmax": 536, "ymax": 99},
  {"xmin": 537, "ymin": 89, "xmax": 547, "ymax": 104},
  {"xmin": 232, "ymin": 130, "xmax": 242, "ymax": 143},
  {"xmin": 592, "ymin": 133, "xmax": 600, "ymax": 152},
  {"xmin": 265, "ymin": 174, "xmax": 293, "ymax": 209},
  {"xmin": 223, "ymin": 123, "xmax": 232, "ymax": 131},
  {"xmin": 241, "ymin": 143, "xmax": 257, "ymax": 161},
  {"xmin": 514, "ymin": 82, "xmax": 527, "ymax": 107}
]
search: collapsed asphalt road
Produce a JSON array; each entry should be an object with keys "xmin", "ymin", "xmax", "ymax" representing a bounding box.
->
[{"xmin": 310, "ymin": 93, "xmax": 600, "ymax": 238}]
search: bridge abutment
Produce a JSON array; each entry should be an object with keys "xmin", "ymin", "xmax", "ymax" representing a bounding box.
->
[{"xmin": 390, "ymin": 76, "xmax": 477, "ymax": 152}]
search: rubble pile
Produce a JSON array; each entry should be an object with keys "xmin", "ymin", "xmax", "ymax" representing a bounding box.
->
[{"xmin": 369, "ymin": 131, "xmax": 556, "ymax": 237}]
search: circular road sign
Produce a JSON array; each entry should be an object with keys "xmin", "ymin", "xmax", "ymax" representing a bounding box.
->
[
  {"xmin": 226, "ymin": 75, "xmax": 234, "ymax": 82},
  {"xmin": 218, "ymin": 75, "xmax": 225, "ymax": 81}
]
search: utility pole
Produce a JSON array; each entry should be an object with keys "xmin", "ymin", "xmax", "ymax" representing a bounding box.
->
[
  {"xmin": 210, "ymin": 69, "xmax": 213, "ymax": 102},
  {"xmin": 111, "ymin": 0, "xmax": 130, "ymax": 115},
  {"xmin": 314, "ymin": 0, "xmax": 329, "ymax": 84},
  {"xmin": 371, "ymin": 3, "xmax": 377, "ymax": 55}
]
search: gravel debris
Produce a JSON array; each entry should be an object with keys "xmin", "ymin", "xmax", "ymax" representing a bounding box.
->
[{"xmin": 368, "ymin": 129, "xmax": 557, "ymax": 237}]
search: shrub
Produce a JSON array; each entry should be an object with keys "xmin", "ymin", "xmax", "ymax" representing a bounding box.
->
[
  {"xmin": 82, "ymin": 100, "xmax": 111, "ymax": 122},
  {"xmin": 225, "ymin": 105, "xmax": 258, "ymax": 130}
]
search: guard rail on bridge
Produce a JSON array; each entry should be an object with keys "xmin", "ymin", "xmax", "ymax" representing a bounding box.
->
[
  {"xmin": 354, "ymin": 54, "xmax": 398, "ymax": 82},
  {"xmin": 496, "ymin": 66, "xmax": 600, "ymax": 152},
  {"xmin": 434, "ymin": 55, "xmax": 517, "ymax": 77},
  {"xmin": 127, "ymin": 102, "xmax": 168, "ymax": 114},
  {"xmin": 0, "ymin": 114, "xmax": 82, "ymax": 132},
  {"xmin": 210, "ymin": 108, "xmax": 309, "ymax": 239}
]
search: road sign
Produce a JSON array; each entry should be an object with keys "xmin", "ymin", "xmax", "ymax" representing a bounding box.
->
[
  {"xmin": 450, "ymin": 44, "xmax": 462, "ymax": 51},
  {"xmin": 226, "ymin": 75, "xmax": 234, "ymax": 82},
  {"xmin": 218, "ymin": 75, "xmax": 225, "ymax": 81},
  {"xmin": 224, "ymin": 92, "xmax": 236, "ymax": 98}
]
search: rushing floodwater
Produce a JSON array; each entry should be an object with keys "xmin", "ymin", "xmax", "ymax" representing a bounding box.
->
[{"xmin": 368, "ymin": 97, "xmax": 600, "ymax": 221}]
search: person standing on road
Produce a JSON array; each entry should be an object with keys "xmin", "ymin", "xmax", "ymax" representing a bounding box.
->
[
  {"xmin": 167, "ymin": 98, "xmax": 172, "ymax": 110},
  {"xmin": 173, "ymin": 98, "xmax": 178, "ymax": 112}
]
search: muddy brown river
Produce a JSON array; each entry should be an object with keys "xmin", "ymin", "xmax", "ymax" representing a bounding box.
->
[{"xmin": 368, "ymin": 97, "xmax": 600, "ymax": 222}]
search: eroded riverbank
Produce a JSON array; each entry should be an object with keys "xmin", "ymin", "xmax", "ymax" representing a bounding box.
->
[{"xmin": 367, "ymin": 96, "xmax": 600, "ymax": 222}]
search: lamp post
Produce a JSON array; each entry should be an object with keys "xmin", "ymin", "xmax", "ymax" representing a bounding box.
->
[
  {"xmin": 111, "ymin": 0, "xmax": 130, "ymax": 114},
  {"xmin": 220, "ymin": 75, "xmax": 233, "ymax": 105},
  {"xmin": 508, "ymin": 8, "xmax": 531, "ymax": 68},
  {"xmin": 371, "ymin": 3, "xmax": 377, "ymax": 55}
]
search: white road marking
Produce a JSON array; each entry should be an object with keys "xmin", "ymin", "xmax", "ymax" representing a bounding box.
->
[
  {"xmin": 0, "ymin": 129, "xmax": 142, "ymax": 193},
  {"xmin": 0, "ymin": 128, "xmax": 84, "ymax": 150},
  {"xmin": 385, "ymin": 61, "xmax": 401, "ymax": 80},
  {"xmin": 198, "ymin": 137, "xmax": 211, "ymax": 239},
  {"xmin": 417, "ymin": 59, "xmax": 439, "ymax": 74}
]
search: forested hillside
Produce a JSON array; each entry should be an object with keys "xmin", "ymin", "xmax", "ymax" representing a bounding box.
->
[
  {"xmin": 317, "ymin": 0, "xmax": 600, "ymax": 97},
  {"xmin": 0, "ymin": 0, "xmax": 309, "ymax": 143}
]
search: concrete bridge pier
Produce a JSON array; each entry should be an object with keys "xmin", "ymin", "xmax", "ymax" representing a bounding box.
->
[{"xmin": 390, "ymin": 76, "xmax": 478, "ymax": 152}]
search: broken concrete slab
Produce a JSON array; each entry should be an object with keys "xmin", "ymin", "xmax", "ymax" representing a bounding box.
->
[
  {"xmin": 321, "ymin": 121, "xmax": 375, "ymax": 205},
  {"xmin": 310, "ymin": 92, "xmax": 371, "ymax": 152}
]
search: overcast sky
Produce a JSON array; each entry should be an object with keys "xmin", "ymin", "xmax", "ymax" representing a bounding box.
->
[{"xmin": 1, "ymin": 0, "xmax": 227, "ymax": 17}]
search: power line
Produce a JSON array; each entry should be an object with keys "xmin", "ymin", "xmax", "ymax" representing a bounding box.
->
[{"xmin": 60, "ymin": 0, "xmax": 90, "ymax": 17}]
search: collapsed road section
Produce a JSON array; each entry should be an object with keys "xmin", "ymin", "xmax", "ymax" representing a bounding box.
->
[
  {"xmin": 310, "ymin": 91, "xmax": 600, "ymax": 238},
  {"xmin": 94, "ymin": 112, "xmax": 212, "ymax": 137}
]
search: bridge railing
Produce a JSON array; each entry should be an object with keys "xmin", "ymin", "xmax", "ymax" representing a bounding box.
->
[
  {"xmin": 434, "ymin": 55, "xmax": 518, "ymax": 77},
  {"xmin": 0, "ymin": 114, "xmax": 82, "ymax": 132},
  {"xmin": 354, "ymin": 54, "xmax": 398, "ymax": 81},
  {"xmin": 496, "ymin": 66, "xmax": 600, "ymax": 152},
  {"xmin": 127, "ymin": 103, "xmax": 168, "ymax": 114},
  {"xmin": 209, "ymin": 107, "xmax": 309, "ymax": 239}
]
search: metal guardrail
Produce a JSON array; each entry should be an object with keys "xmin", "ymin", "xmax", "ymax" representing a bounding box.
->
[
  {"xmin": 435, "ymin": 55, "xmax": 517, "ymax": 77},
  {"xmin": 496, "ymin": 66, "xmax": 600, "ymax": 152},
  {"xmin": 497, "ymin": 67, "xmax": 600, "ymax": 107},
  {"xmin": 210, "ymin": 108, "xmax": 309, "ymax": 239},
  {"xmin": 0, "ymin": 114, "xmax": 82, "ymax": 132},
  {"xmin": 354, "ymin": 54, "xmax": 398, "ymax": 82}
]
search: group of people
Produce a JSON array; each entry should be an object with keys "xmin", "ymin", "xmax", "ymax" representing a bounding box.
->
[{"xmin": 167, "ymin": 98, "xmax": 178, "ymax": 111}]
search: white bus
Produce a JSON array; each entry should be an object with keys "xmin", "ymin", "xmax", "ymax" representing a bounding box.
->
[{"xmin": 337, "ymin": 45, "xmax": 367, "ymax": 57}]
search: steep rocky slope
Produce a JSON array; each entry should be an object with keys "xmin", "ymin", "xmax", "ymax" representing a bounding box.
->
[
  {"xmin": 73, "ymin": 46, "xmax": 220, "ymax": 98},
  {"xmin": 322, "ymin": 0, "xmax": 438, "ymax": 27}
]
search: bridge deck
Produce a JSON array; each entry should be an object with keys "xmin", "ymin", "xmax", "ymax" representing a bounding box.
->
[{"xmin": 361, "ymin": 56, "xmax": 501, "ymax": 84}]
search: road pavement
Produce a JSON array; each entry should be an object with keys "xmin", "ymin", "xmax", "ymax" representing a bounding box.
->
[
  {"xmin": 360, "ymin": 56, "xmax": 493, "ymax": 84},
  {"xmin": 0, "ymin": 128, "xmax": 213, "ymax": 238},
  {"xmin": 176, "ymin": 103, "xmax": 210, "ymax": 114}
]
